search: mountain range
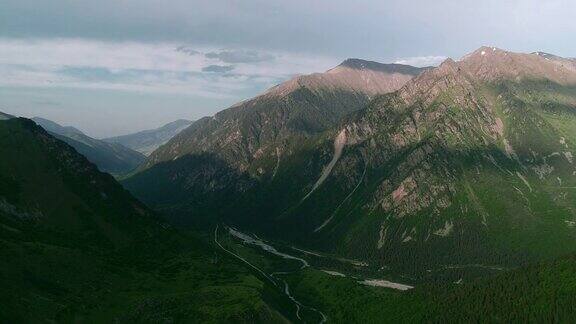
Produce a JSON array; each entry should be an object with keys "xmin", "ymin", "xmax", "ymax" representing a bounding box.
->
[
  {"xmin": 125, "ymin": 47, "xmax": 576, "ymax": 280},
  {"xmin": 32, "ymin": 117, "xmax": 146, "ymax": 176},
  {"xmin": 103, "ymin": 119, "xmax": 194, "ymax": 156},
  {"xmin": 141, "ymin": 59, "xmax": 426, "ymax": 172},
  {"xmin": 125, "ymin": 59, "xmax": 428, "ymax": 222}
]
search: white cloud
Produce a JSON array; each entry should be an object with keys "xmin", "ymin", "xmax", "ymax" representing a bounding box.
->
[
  {"xmin": 394, "ymin": 56, "xmax": 447, "ymax": 67},
  {"xmin": 0, "ymin": 38, "xmax": 339, "ymax": 98}
]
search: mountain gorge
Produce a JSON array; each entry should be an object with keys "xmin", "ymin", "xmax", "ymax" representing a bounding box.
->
[
  {"xmin": 125, "ymin": 47, "xmax": 576, "ymax": 280},
  {"xmin": 103, "ymin": 119, "xmax": 194, "ymax": 156},
  {"xmin": 32, "ymin": 117, "xmax": 146, "ymax": 176}
]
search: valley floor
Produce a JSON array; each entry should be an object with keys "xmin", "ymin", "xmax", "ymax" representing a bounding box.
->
[{"xmin": 212, "ymin": 223, "xmax": 576, "ymax": 323}]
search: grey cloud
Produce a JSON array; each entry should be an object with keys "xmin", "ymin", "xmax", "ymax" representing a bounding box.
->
[
  {"xmin": 202, "ymin": 65, "xmax": 235, "ymax": 73},
  {"xmin": 176, "ymin": 46, "xmax": 200, "ymax": 56},
  {"xmin": 204, "ymin": 50, "xmax": 275, "ymax": 63},
  {"xmin": 58, "ymin": 66, "xmax": 119, "ymax": 81},
  {"xmin": 2, "ymin": 0, "xmax": 576, "ymax": 60}
]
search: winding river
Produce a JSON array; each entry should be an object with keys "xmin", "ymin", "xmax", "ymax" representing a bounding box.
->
[
  {"xmin": 214, "ymin": 225, "xmax": 327, "ymax": 323},
  {"xmin": 215, "ymin": 224, "xmax": 413, "ymax": 322}
]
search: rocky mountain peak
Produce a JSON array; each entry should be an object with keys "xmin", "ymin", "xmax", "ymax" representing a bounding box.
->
[
  {"xmin": 125, "ymin": 45, "xmax": 576, "ymax": 287},
  {"xmin": 264, "ymin": 58, "xmax": 427, "ymax": 99},
  {"xmin": 138, "ymin": 59, "xmax": 427, "ymax": 172},
  {"xmin": 336, "ymin": 58, "xmax": 426, "ymax": 75},
  {"xmin": 460, "ymin": 46, "xmax": 505, "ymax": 60},
  {"xmin": 456, "ymin": 47, "xmax": 576, "ymax": 84}
]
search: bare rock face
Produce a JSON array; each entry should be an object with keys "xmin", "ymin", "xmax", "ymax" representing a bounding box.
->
[{"xmin": 459, "ymin": 46, "xmax": 576, "ymax": 84}]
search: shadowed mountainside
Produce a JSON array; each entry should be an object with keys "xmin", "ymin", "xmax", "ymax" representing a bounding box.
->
[
  {"xmin": 0, "ymin": 117, "xmax": 291, "ymax": 323},
  {"xmin": 32, "ymin": 117, "xmax": 145, "ymax": 176}
]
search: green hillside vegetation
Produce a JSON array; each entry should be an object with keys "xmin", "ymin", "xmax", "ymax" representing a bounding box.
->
[
  {"xmin": 286, "ymin": 254, "xmax": 576, "ymax": 323},
  {"xmin": 215, "ymin": 224, "xmax": 576, "ymax": 323},
  {"xmin": 0, "ymin": 118, "xmax": 290, "ymax": 323}
]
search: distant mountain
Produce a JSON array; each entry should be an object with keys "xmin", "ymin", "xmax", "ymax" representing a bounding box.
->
[
  {"xmin": 31, "ymin": 116, "xmax": 84, "ymax": 136},
  {"xmin": 532, "ymin": 51, "xmax": 576, "ymax": 64},
  {"xmin": 125, "ymin": 47, "xmax": 576, "ymax": 280},
  {"xmin": 339, "ymin": 58, "xmax": 430, "ymax": 74},
  {"xmin": 32, "ymin": 117, "xmax": 145, "ymax": 176},
  {"xmin": 103, "ymin": 119, "xmax": 194, "ymax": 156}
]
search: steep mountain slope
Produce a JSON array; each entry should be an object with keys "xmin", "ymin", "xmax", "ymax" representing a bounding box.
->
[
  {"xmin": 103, "ymin": 119, "xmax": 194, "ymax": 156},
  {"xmin": 32, "ymin": 117, "xmax": 145, "ymax": 176},
  {"xmin": 0, "ymin": 117, "xmax": 160, "ymax": 247},
  {"xmin": 126, "ymin": 47, "xmax": 576, "ymax": 279},
  {"xmin": 0, "ymin": 117, "xmax": 291, "ymax": 323},
  {"xmin": 125, "ymin": 59, "xmax": 427, "ymax": 220},
  {"xmin": 142, "ymin": 60, "xmax": 425, "ymax": 172}
]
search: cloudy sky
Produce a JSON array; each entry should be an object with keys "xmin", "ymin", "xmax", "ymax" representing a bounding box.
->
[{"xmin": 1, "ymin": 0, "xmax": 575, "ymax": 137}]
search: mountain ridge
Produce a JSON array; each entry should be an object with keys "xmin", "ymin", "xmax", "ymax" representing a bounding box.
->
[
  {"xmin": 140, "ymin": 58, "xmax": 427, "ymax": 172},
  {"xmin": 338, "ymin": 58, "xmax": 430, "ymax": 74},
  {"xmin": 0, "ymin": 111, "xmax": 15, "ymax": 120},
  {"xmin": 0, "ymin": 117, "xmax": 162, "ymax": 248},
  {"xmin": 32, "ymin": 117, "xmax": 145, "ymax": 176},
  {"xmin": 103, "ymin": 119, "xmax": 194, "ymax": 156}
]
